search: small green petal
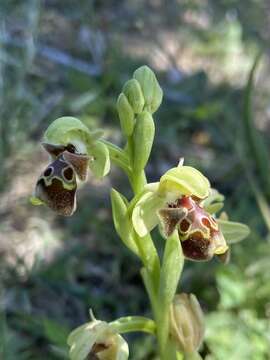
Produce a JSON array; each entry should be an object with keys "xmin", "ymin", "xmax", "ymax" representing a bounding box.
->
[
  {"xmin": 132, "ymin": 191, "xmax": 165, "ymax": 237},
  {"xmin": 88, "ymin": 141, "xmax": 110, "ymax": 178},
  {"xmin": 217, "ymin": 219, "xmax": 250, "ymax": 244},
  {"xmin": 202, "ymin": 188, "xmax": 224, "ymax": 214},
  {"xmin": 159, "ymin": 166, "xmax": 210, "ymax": 199},
  {"xmin": 30, "ymin": 196, "xmax": 44, "ymax": 206}
]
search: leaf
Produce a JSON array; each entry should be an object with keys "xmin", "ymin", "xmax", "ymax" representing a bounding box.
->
[
  {"xmin": 217, "ymin": 219, "xmax": 250, "ymax": 244},
  {"xmin": 157, "ymin": 231, "xmax": 184, "ymax": 354},
  {"xmin": 159, "ymin": 231, "xmax": 183, "ymax": 307},
  {"xmin": 43, "ymin": 319, "xmax": 70, "ymax": 347}
]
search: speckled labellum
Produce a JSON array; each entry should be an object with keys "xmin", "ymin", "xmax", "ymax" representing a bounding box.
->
[
  {"xmin": 34, "ymin": 143, "xmax": 89, "ymax": 216},
  {"xmin": 159, "ymin": 196, "xmax": 228, "ymax": 261}
]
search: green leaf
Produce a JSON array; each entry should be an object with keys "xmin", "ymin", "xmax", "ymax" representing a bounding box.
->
[
  {"xmin": 133, "ymin": 65, "xmax": 163, "ymax": 114},
  {"xmin": 159, "ymin": 166, "xmax": 210, "ymax": 199},
  {"xmin": 43, "ymin": 319, "xmax": 70, "ymax": 347},
  {"xmin": 133, "ymin": 111, "xmax": 155, "ymax": 173},
  {"xmin": 159, "ymin": 231, "xmax": 183, "ymax": 307},
  {"xmin": 157, "ymin": 231, "xmax": 184, "ymax": 354},
  {"xmin": 111, "ymin": 189, "xmax": 139, "ymax": 255},
  {"xmin": 217, "ymin": 219, "xmax": 250, "ymax": 244}
]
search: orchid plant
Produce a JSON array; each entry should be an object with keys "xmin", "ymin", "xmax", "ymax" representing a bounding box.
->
[{"xmin": 31, "ymin": 66, "xmax": 250, "ymax": 360}]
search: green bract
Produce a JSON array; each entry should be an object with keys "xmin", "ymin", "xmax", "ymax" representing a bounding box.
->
[
  {"xmin": 44, "ymin": 116, "xmax": 110, "ymax": 178},
  {"xmin": 132, "ymin": 165, "xmax": 210, "ymax": 237}
]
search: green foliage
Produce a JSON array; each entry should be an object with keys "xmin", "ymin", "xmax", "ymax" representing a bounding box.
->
[{"xmin": 1, "ymin": 0, "xmax": 269, "ymax": 359}]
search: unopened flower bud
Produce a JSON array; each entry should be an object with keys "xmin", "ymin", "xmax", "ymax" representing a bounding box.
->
[
  {"xmin": 117, "ymin": 93, "xmax": 135, "ymax": 137},
  {"xmin": 132, "ymin": 111, "xmax": 155, "ymax": 172},
  {"xmin": 133, "ymin": 65, "xmax": 163, "ymax": 114},
  {"xmin": 123, "ymin": 79, "xmax": 145, "ymax": 114},
  {"xmin": 169, "ymin": 293, "xmax": 204, "ymax": 353}
]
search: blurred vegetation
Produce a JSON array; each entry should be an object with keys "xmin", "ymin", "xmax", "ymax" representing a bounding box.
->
[{"xmin": 0, "ymin": 0, "xmax": 270, "ymax": 359}]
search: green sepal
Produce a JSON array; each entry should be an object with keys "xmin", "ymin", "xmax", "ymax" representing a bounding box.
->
[
  {"xmin": 44, "ymin": 117, "xmax": 93, "ymax": 151},
  {"xmin": 30, "ymin": 196, "xmax": 44, "ymax": 206},
  {"xmin": 123, "ymin": 79, "xmax": 145, "ymax": 114},
  {"xmin": 159, "ymin": 166, "xmax": 210, "ymax": 200},
  {"xmin": 217, "ymin": 219, "xmax": 250, "ymax": 244},
  {"xmin": 117, "ymin": 93, "xmax": 135, "ymax": 137},
  {"xmin": 133, "ymin": 65, "xmax": 163, "ymax": 114},
  {"xmin": 133, "ymin": 111, "xmax": 155, "ymax": 173},
  {"xmin": 205, "ymin": 203, "xmax": 224, "ymax": 215},
  {"xmin": 111, "ymin": 189, "xmax": 139, "ymax": 255},
  {"xmin": 88, "ymin": 141, "xmax": 110, "ymax": 178},
  {"xmin": 132, "ymin": 191, "xmax": 165, "ymax": 237}
]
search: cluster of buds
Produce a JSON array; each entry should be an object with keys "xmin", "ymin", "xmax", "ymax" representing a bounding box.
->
[{"xmin": 117, "ymin": 66, "xmax": 163, "ymax": 174}]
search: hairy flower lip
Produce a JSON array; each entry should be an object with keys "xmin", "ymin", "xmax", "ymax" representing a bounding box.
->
[{"xmin": 159, "ymin": 196, "xmax": 229, "ymax": 261}]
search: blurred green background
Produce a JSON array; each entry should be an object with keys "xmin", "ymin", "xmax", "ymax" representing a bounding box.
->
[{"xmin": 0, "ymin": 1, "xmax": 270, "ymax": 359}]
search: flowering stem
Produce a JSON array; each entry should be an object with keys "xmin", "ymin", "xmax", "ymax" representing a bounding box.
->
[
  {"xmin": 184, "ymin": 352, "xmax": 203, "ymax": 360},
  {"xmin": 109, "ymin": 316, "xmax": 156, "ymax": 335},
  {"xmin": 100, "ymin": 139, "xmax": 131, "ymax": 175}
]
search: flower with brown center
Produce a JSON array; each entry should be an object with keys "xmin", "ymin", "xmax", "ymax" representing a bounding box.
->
[
  {"xmin": 159, "ymin": 196, "xmax": 228, "ymax": 261},
  {"xmin": 34, "ymin": 143, "xmax": 89, "ymax": 216},
  {"xmin": 31, "ymin": 116, "xmax": 110, "ymax": 215}
]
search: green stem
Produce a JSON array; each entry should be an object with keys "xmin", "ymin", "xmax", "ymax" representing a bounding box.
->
[
  {"xmin": 184, "ymin": 352, "xmax": 203, "ymax": 360},
  {"xmin": 109, "ymin": 316, "xmax": 156, "ymax": 335},
  {"xmin": 100, "ymin": 139, "xmax": 131, "ymax": 175}
]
